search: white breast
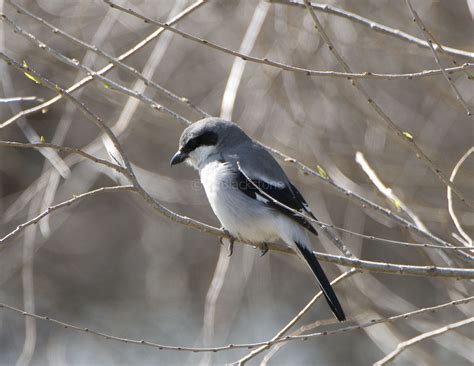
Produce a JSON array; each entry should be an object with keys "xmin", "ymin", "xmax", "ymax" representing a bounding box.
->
[{"xmin": 199, "ymin": 161, "xmax": 281, "ymax": 243}]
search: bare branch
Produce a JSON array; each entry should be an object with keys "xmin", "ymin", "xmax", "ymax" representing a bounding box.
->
[
  {"xmin": 7, "ymin": 0, "xmax": 209, "ymax": 118},
  {"xmin": 355, "ymin": 152, "xmax": 426, "ymax": 230},
  {"xmin": 0, "ymin": 141, "xmax": 130, "ymax": 177},
  {"xmin": 405, "ymin": 0, "xmax": 472, "ymax": 117},
  {"xmin": 102, "ymin": 0, "xmax": 474, "ymax": 81},
  {"xmin": 374, "ymin": 317, "xmax": 474, "ymax": 365},
  {"xmin": 0, "ymin": 185, "xmax": 136, "ymax": 245},
  {"xmin": 0, "ymin": 96, "xmax": 43, "ymax": 103},
  {"xmin": 236, "ymin": 269, "xmax": 358, "ymax": 365},
  {"xmin": 448, "ymin": 147, "xmax": 474, "ymax": 247},
  {"xmin": 355, "ymin": 152, "xmax": 474, "ymax": 261},
  {"xmin": 0, "ymin": 0, "xmax": 206, "ymax": 126},
  {"xmin": 0, "ymin": 52, "xmax": 134, "ymax": 178},
  {"xmin": 301, "ymin": 0, "xmax": 474, "ymax": 209},
  {"xmin": 0, "ymin": 15, "xmax": 191, "ymax": 128},
  {"xmin": 0, "ymin": 294, "xmax": 471, "ymax": 353},
  {"xmin": 269, "ymin": 0, "xmax": 474, "ymax": 60}
]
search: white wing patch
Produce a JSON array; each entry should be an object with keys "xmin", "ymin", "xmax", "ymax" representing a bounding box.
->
[
  {"xmin": 255, "ymin": 193, "xmax": 270, "ymax": 204},
  {"xmin": 259, "ymin": 175, "xmax": 285, "ymax": 189}
]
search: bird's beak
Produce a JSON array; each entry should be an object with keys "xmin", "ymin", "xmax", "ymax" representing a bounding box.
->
[{"xmin": 170, "ymin": 150, "xmax": 187, "ymax": 166}]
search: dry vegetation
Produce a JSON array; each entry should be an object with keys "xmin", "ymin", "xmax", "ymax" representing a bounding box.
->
[{"xmin": 0, "ymin": 0, "xmax": 473, "ymax": 365}]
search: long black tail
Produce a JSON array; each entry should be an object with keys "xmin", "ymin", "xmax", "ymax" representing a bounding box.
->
[{"xmin": 295, "ymin": 241, "xmax": 346, "ymax": 322}]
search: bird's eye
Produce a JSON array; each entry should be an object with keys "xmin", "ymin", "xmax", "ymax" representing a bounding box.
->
[{"xmin": 186, "ymin": 138, "xmax": 198, "ymax": 151}]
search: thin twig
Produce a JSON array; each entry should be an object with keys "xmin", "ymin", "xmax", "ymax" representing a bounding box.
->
[
  {"xmin": 0, "ymin": 52, "xmax": 135, "ymax": 178},
  {"xmin": 301, "ymin": 0, "xmax": 474, "ymax": 210},
  {"xmin": 2, "ymin": 152, "xmax": 472, "ymax": 279},
  {"xmin": 260, "ymin": 318, "xmax": 339, "ymax": 365},
  {"xmin": 0, "ymin": 96, "xmax": 44, "ymax": 103},
  {"xmin": 0, "ymin": 15, "xmax": 191, "ymax": 127},
  {"xmin": 220, "ymin": 1, "xmax": 270, "ymax": 120},
  {"xmin": 0, "ymin": 141, "xmax": 130, "ymax": 177},
  {"xmin": 355, "ymin": 152, "xmax": 427, "ymax": 231},
  {"xmin": 269, "ymin": 0, "xmax": 474, "ymax": 60},
  {"xmin": 0, "ymin": 0, "xmax": 206, "ymax": 127},
  {"xmin": 354, "ymin": 152, "xmax": 474, "ymax": 258},
  {"xmin": 102, "ymin": 0, "xmax": 474, "ymax": 81},
  {"xmin": 447, "ymin": 147, "xmax": 474, "ymax": 247},
  {"xmin": 0, "ymin": 185, "xmax": 136, "ymax": 245},
  {"xmin": 0, "ymin": 295, "xmax": 472, "ymax": 353},
  {"xmin": 374, "ymin": 317, "xmax": 474, "ymax": 365},
  {"xmin": 8, "ymin": 0, "xmax": 209, "ymax": 118},
  {"xmin": 236, "ymin": 269, "xmax": 358, "ymax": 365},
  {"xmin": 405, "ymin": 0, "xmax": 472, "ymax": 117}
]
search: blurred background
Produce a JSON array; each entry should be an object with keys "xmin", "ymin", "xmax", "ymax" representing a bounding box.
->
[{"xmin": 0, "ymin": 0, "xmax": 473, "ymax": 364}]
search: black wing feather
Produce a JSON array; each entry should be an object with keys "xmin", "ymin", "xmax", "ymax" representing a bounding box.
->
[{"xmin": 234, "ymin": 171, "xmax": 318, "ymax": 236}]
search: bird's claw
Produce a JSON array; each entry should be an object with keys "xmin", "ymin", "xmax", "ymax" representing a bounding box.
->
[
  {"xmin": 227, "ymin": 238, "xmax": 234, "ymax": 257},
  {"xmin": 219, "ymin": 227, "xmax": 234, "ymax": 257},
  {"xmin": 259, "ymin": 243, "xmax": 269, "ymax": 257}
]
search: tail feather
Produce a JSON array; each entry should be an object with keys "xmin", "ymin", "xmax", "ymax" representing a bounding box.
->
[{"xmin": 295, "ymin": 241, "xmax": 346, "ymax": 322}]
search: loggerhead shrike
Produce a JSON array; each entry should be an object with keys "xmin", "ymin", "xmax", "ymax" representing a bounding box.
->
[{"xmin": 170, "ymin": 118, "xmax": 345, "ymax": 322}]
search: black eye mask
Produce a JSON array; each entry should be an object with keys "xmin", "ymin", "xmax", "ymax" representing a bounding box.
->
[{"xmin": 182, "ymin": 131, "xmax": 218, "ymax": 153}]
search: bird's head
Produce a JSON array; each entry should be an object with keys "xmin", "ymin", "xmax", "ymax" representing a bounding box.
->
[{"xmin": 170, "ymin": 117, "xmax": 249, "ymax": 170}]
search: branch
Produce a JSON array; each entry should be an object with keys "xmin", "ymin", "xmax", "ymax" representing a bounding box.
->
[
  {"xmin": 236, "ymin": 269, "xmax": 358, "ymax": 365},
  {"xmin": 0, "ymin": 15, "xmax": 191, "ymax": 128},
  {"xmin": 0, "ymin": 185, "xmax": 136, "ymax": 245},
  {"xmin": 301, "ymin": 0, "xmax": 474, "ymax": 209},
  {"xmin": 0, "ymin": 141, "xmax": 130, "ymax": 177},
  {"xmin": 0, "ymin": 96, "xmax": 43, "ymax": 103},
  {"xmin": 269, "ymin": 0, "xmax": 474, "ymax": 60},
  {"xmin": 374, "ymin": 317, "xmax": 474, "ymax": 365},
  {"xmin": 102, "ymin": 0, "xmax": 474, "ymax": 81},
  {"xmin": 310, "ymin": 251, "xmax": 474, "ymax": 279},
  {"xmin": 405, "ymin": 0, "xmax": 472, "ymax": 117},
  {"xmin": 0, "ymin": 294, "xmax": 471, "ymax": 353},
  {"xmin": 355, "ymin": 152, "xmax": 474, "ymax": 261},
  {"xmin": 0, "ymin": 0, "xmax": 206, "ymax": 127},
  {"xmin": 7, "ymin": 0, "xmax": 209, "ymax": 119},
  {"xmin": 0, "ymin": 52, "xmax": 134, "ymax": 178},
  {"xmin": 448, "ymin": 147, "xmax": 474, "ymax": 247}
]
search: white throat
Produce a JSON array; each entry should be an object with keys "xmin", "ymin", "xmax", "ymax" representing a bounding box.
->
[{"xmin": 185, "ymin": 145, "xmax": 218, "ymax": 170}]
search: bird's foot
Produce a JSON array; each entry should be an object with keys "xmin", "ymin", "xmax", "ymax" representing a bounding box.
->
[
  {"xmin": 219, "ymin": 227, "xmax": 234, "ymax": 257},
  {"xmin": 259, "ymin": 243, "xmax": 269, "ymax": 257}
]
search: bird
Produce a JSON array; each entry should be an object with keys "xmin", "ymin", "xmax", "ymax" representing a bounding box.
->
[{"xmin": 170, "ymin": 117, "xmax": 346, "ymax": 322}]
